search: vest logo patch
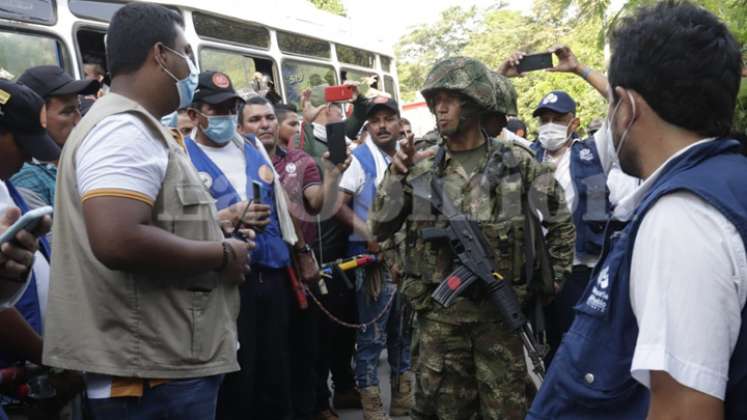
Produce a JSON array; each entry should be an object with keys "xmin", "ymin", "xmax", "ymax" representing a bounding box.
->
[
  {"xmin": 579, "ymin": 148, "xmax": 594, "ymax": 162},
  {"xmin": 259, "ymin": 164, "xmax": 274, "ymax": 184},
  {"xmin": 198, "ymin": 171, "xmax": 213, "ymax": 189},
  {"xmin": 586, "ymin": 266, "xmax": 610, "ymax": 312}
]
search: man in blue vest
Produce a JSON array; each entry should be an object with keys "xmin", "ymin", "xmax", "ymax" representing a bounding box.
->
[
  {"xmin": 529, "ymin": 2, "xmax": 747, "ymax": 419},
  {"xmin": 184, "ymin": 71, "xmax": 299, "ymax": 420},
  {"xmin": 335, "ymin": 96, "xmax": 412, "ymax": 419},
  {"xmin": 0, "ymin": 80, "xmax": 75, "ymax": 418}
]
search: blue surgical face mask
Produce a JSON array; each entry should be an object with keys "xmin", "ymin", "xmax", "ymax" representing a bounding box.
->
[
  {"xmin": 159, "ymin": 45, "xmax": 199, "ymax": 109},
  {"xmin": 160, "ymin": 111, "xmax": 178, "ymax": 128},
  {"xmin": 199, "ymin": 113, "xmax": 238, "ymax": 144}
]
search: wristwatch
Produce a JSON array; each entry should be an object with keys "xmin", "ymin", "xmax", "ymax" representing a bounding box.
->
[{"xmin": 295, "ymin": 243, "xmax": 313, "ymax": 254}]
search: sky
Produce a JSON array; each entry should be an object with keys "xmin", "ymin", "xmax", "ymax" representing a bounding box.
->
[{"xmin": 342, "ymin": 0, "xmax": 534, "ymax": 47}]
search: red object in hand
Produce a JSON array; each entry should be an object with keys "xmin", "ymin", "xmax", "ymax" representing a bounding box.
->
[{"xmin": 324, "ymin": 85, "xmax": 355, "ymax": 102}]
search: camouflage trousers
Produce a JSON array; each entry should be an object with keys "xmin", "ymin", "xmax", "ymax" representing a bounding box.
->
[{"xmin": 411, "ymin": 317, "xmax": 529, "ymax": 420}]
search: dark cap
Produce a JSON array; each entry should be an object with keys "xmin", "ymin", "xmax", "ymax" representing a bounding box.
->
[
  {"xmin": 0, "ymin": 81, "xmax": 60, "ymax": 161},
  {"xmin": 532, "ymin": 91, "xmax": 576, "ymax": 117},
  {"xmin": 194, "ymin": 71, "xmax": 242, "ymax": 105},
  {"xmin": 365, "ymin": 96, "xmax": 400, "ymax": 118},
  {"xmin": 18, "ymin": 65, "xmax": 100, "ymax": 99}
]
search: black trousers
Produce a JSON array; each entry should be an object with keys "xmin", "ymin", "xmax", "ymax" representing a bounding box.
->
[
  {"xmin": 217, "ymin": 267, "xmax": 293, "ymax": 420},
  {"xmin": 289, "ymin": 295, "xmax": 319, "ymax": 420},
  {"xmin": 544, "ymin": 265, "xmax": 593, "ymax": 366},
  {"xmin": 314, "ymin": 268, "xmax": 358, "ymax": 411}
]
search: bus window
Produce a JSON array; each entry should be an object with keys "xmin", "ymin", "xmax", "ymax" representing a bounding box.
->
[
  {"xmin": 69, "ymin": 0, "xmax": 121, "ymax": 22},
  {"xmin": 0, "ymin": 30, "xmax": 64, "ymax": 79},
  {"xmin": 277, "ymin": 31, "xmax": 331, "ymax": 60},
  {"xmin": 336, "ymin": 45, "xmax": 375, "ymax": 68},
  {"xmin": 380, "ymin": 56, "xmax": 392, "ymax": 73},
  {"xmin": 200, "ymin": 48, "xmax": 279, "ymax": 100},
  {"xmin": 193, "ymin": 12, "xmax": 270, "ymax": 50},
  {"xmin": 341, "ymin": 69, "xmax": 377, "ymax": 96},
  {"xmin": 0, "ymin": 0, "xmax": 56, "ymax": 25},
  {"xmin": 77, "ymin": 28, "xmax": 107, "ymax": 78},
  {"xmin": 384, "ymin": 75, "xmax": 397, "ymax": 101},
  {"xmin": 282, "ymin": 60, "xmax": 336, "ymax": 108}
]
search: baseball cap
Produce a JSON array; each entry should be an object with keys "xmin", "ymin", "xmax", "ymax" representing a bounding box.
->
[
  {"xmin": 0, "ymin": 80, "xmax": 60, "ymax": 161},
  {"xmin": 194, "ymin": 71, "xmax": 242, "ymax": 105},
  {"xmin": 18, "ymin": 65, "xmax": 100, "ymax": 99},
  {"xmin": 365, "ymin": 96, "xmax": 399, "ymax": 118},
  {"xmin": 532, "ymin": 91, "xmax": 577, "ymax": 117}
]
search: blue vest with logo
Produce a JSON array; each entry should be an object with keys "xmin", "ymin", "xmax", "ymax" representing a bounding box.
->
[
  {"xmin": 185, "ymin": 136, "xmax": 290, "ymax": 269},
  {"xmin": 531, "ymin": 139, "xmax": 610, "ymax": 259},
  {"xmin": 347, "ymin": 143, "xmax": 384, "ymax": 256},
  {"xmin": 528, "ymin": 139, "xmax": 747, "ymax": 420},
  {"xmin": 0, "ymin": 182, "xmax": 51, "ymax": 367}
]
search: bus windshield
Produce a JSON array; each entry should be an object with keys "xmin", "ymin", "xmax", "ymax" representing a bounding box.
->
[
  {"xmin": 282, "ymin": 60, "xmax": 336, "ymax": 108},
  {"xmin": 0, "ymin": 30, "xmax": 63, "ymax": 79}
]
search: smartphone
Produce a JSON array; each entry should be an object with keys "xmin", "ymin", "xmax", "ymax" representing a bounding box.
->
[
  {"xmin": 0, "ymin": 206, "xmax": 53, "ymax": 245},
  {"xmin": 252, "ymin": 181, "xmax": 262, "ymax": 205},
  {"xmin": 324, "ymin": 85, "xmax": 355, "ymax": 103},
  {"xmin": 517, "ymin": 52, "xmax": 554, "ymax": 73},
  {"xmin": 326, "ymin": 122, "xmax": 347, "ymax": 165}
]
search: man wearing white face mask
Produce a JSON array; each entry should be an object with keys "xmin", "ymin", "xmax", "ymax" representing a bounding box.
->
[{"xmin": 530, "ymin": 2, "xmax": 747, "ymax": 419}]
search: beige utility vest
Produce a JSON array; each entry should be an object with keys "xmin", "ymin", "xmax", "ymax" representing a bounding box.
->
[{"xmin": 43, "ymin": 93, "xmax": 240, "ymax": 379}]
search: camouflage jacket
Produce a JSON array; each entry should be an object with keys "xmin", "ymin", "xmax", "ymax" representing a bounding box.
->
[{"xmin": 370, "ymin": 136, "xmax": 575, "ymax": 325}]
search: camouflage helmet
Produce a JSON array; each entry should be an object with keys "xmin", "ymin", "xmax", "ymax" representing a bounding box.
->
[
  {"xmin": 489, "ymin": 71, "xmax": 518, "ymax": 116},
  {"xmin": 421, "ymin": 57, "xmax": 497, "ymax": 112}
]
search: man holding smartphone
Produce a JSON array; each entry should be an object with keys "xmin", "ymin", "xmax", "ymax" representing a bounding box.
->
[{"xmin": 188, "ymin": 75, "xmax": 300, "ymax": 419}]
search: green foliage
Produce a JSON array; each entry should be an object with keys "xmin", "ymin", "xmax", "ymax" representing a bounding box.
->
[
  {"xmin": 308, "ymin": 0, "xmax": 346, "ymax": 17},
  {"xmin": 396, "ymin": 0, "xmax": 747, "ymax": 136}
]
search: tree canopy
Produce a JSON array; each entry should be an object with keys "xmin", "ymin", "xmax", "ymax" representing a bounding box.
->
[
  {"xmin": 395, "ymin": 0, "xmax": 747, "ymax": 137},
  {"xmin": 308, "ymin": 0, "xmax": 346, "ymax": 16}
]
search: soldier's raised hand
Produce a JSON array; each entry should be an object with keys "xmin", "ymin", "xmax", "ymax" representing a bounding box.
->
[{"xmin": 391, "ymin": 130, "xmax": 416, "ymax": 175}]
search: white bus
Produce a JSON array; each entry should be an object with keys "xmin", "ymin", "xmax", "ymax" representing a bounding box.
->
[{"xmin": 0, "ymin": 0, "xmax": 399, "ymax": 107}]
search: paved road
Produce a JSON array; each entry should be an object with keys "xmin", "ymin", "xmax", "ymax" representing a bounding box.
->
[{"xmin": 337, "ymin": 352, "xmax": 411, "ymax": 420}]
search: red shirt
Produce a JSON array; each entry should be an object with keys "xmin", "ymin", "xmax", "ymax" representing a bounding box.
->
[{"xmin": 272, "ymin": 146, "xmax": 322, "ymax": 245}]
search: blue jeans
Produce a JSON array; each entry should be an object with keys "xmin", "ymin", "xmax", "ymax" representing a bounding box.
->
[
  {"xmin": 86, "ymin": 375, "xmax": 223, "ymax": 420},
  {"xmin": 354, "ymin": 269, "xmax": 412, "ymax": 388}
]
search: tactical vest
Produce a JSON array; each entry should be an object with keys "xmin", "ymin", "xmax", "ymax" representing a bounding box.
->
[
  {"xmin": 184, "ymin": 136, "xmax": 290, "ymax": 269},
  {"xmin": 528, "ymin": 139, "xmax": 747, "ymax": 419},
  {"xmin": 531, "ymin": 139, "xmax": 610, "ymax": 259},
  {"xmin": 43, "ymin": 93, "xmax": 239, "ymax": 379}
]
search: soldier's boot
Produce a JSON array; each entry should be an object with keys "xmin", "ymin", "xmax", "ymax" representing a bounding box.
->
[
  {"xmin": 359, "ymin": 386, "xmax": 390, "ymax": 420},
  {"xmin": 333, "ymin": 387, "xmax": 362, "ymax": 409},
  {"xmin": 389, "ymin": 373, "xmax": 414, "ymax": 417}
]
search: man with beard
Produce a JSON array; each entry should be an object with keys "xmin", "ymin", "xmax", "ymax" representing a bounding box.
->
[
  {"xmin": 370, "ymin": 57, "xmax": 574, "ymax": 419},
  {"xmin": 335, "ymin": 96, "xmax": 414, "ymax": 420}
]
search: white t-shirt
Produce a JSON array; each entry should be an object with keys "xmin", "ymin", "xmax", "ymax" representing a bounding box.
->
[
  {"xmin": 620, "ymin": 138, "xmax": 747, "ymax": 400},
  {"xmin": 339, "ymin": 139, "xmax": 391, "ymax": 196},
  {"xmin": 75, "ymin": 113, "xmax": 169, "ymax": 398},
  {"xmin": 194, "ymin": 142, "xmax": 247, "ymax": 201},
  {"xmin": 76, "ymin": 114, "xmax": 168, "ymax": 205},
  {"xmin": 0, "ymin": 182, "xmax": 50, "ymax": 326}
]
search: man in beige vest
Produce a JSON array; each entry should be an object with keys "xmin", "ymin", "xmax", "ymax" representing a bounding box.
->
[{"xmin": 42, "ymin": 4, "xmax": 252, "ymax": 419}]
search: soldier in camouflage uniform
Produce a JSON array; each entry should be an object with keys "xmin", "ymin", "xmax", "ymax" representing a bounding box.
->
[{"xmin": 369, "ymin": 57, "xmax": 575, "ymax": 419}]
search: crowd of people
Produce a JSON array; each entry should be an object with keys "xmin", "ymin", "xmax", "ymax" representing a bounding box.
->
[{"xmin": 0, "ymin": 1, "xmax": 745, "ymax": 420}]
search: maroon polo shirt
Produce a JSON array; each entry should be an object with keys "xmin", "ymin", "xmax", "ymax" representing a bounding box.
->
[{"xmin": 272, "ymin": 146, "xmax": 322, "ymax": 245}]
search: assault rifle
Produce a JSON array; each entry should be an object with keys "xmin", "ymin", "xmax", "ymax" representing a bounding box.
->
[{"xmin": 410, "ymin": 158, "xmax": 546, "ymax": 389}]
